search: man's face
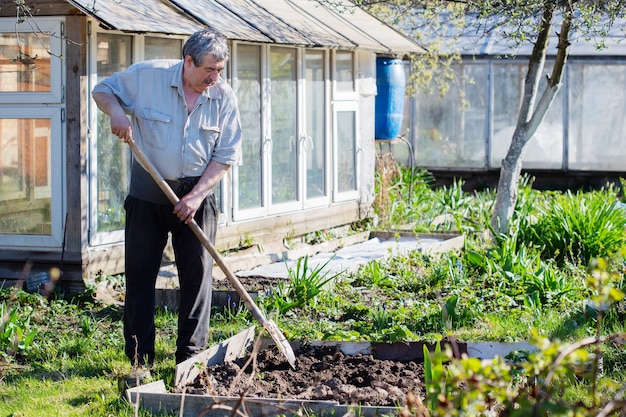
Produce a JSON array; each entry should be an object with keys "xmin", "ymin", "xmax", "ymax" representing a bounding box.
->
[{"xmin": 184, "ymin": 54, "xmax": 225, "ymax": 93}]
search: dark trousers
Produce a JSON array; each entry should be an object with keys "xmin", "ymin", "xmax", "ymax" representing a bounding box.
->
[{"xmin": 123, "ymin": 191, "xmax": 217, "ymax": 366}]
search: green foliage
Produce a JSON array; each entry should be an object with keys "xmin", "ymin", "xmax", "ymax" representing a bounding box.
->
[
  {"xmin": 360, "ymin": 303, "xmax": 416, "ymax": 342},
  {"xmin": 371, "ymin": 305, "xmax": 393, "ymax": 331},
  {"xmin": 402, "ymin": 253, "xmax": 626, "ymax": 417},
  {"xmin": 423, "ymin": 341, "xmax": 447, "ymax": 411},
  {"xmin": 422, "ymin": 342, "xmax": 516, "ymax": 416},
  {"xmin": 353, "ymin": 260, "xmax": 395, "ymax": 288},
  {"xmin": 0, "ymin": 299, "xmax": 37, "ymax": 360},
  {"xmin": 516, "ymin": 187, "xmax": 626, "ymax": 265},
  {"xmin": 374, "ymin": 167, "xmax": 440, "ymax": 230},
  {"xmin": 586, "ymin": 255, "xmax": 626, "ymax": 315},
  {"xmin": 304, "ymin": 229, "xmax": 337, "ymax": 245},
  {"xmin": 465, "ymin": 239, "xmax": 584, "ymax": 313},
  {"xmin": 433, "ymin": 177, "xmax": 471, "ymax": 232},
  {"xmin": 264, "ymin": 255, "xmax": 341, "ymax": 315},
  {"xmin": 4, "ymin": 164, "xmax": 626, "ymax": 415}
]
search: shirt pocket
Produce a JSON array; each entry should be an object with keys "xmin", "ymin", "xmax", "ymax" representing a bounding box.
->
[
  {"xmin": 139, "ymin": 108, "xmax": 172, "ymax": 150},
  {"xmin": 200, "ymin": 124, "xmax": 220, "ymax": 152}
]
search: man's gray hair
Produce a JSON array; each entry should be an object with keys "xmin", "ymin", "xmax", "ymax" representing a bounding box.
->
[{"xmin": 183, "ymin": 28, "xmax": 230, "ymax": 66}]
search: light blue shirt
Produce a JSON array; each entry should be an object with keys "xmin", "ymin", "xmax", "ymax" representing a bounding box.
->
[{"xmin": 93, "ymin": 59, "xmax": 242, "ymax": 181}]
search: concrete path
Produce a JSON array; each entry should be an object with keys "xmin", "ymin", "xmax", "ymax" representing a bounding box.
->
[{"xmin": 236, "ymin": 233, "xmax": 463, "ymax": 279}]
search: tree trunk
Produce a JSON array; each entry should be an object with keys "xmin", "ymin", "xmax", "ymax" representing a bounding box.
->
[{"xmin": 490, "ymin": 4, "xmax": 573, "ymax": 236}]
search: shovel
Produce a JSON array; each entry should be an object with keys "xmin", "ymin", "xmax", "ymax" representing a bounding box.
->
[{"xmin": 126, "ymin": 139, "xmax": 296, "ymax": 368}]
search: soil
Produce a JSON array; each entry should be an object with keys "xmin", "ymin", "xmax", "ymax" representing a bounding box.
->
[
  {"xmin": 213, "ymin": 275, "xmax": 279, "ymax": 292},
  {"xmin": 194, "ymin": 343, "xmax": 426, "ymax": 408}
]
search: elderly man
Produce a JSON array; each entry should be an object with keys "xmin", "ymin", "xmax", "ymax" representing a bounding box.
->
[{"xmin": 92, "ymin": 28, "xmax": 242, "ymax": 367}]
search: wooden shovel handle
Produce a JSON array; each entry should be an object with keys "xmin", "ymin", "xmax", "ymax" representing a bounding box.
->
[{"xmin": 126, "ymin": 139, "xmax": 268, "ymax": 326}]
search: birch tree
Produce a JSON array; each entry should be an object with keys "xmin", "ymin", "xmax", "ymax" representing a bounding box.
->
[{"xmin": 329, "ymin": 0, "xmax": 626, "ymax": 235}]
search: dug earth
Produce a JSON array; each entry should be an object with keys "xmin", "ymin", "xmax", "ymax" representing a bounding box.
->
[{"xmin": 194, "ymin": 344, "xmax": 426, "ymax": 407}]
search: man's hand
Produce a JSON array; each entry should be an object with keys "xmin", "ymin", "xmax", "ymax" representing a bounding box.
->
[
  {"xmin": 110, "ymin": 113, "xmax": 133, "ymax": 143},
  {"xmin": 92, "ymin": 91, "xmax": 132, "ymax": 143},
  {"xmin": 174, "ymin": 192, "xmax": 204, "ymax": 224},
  {"xmin": 173, "ymin": 161, "xmax": 229, "ymax": 224}
]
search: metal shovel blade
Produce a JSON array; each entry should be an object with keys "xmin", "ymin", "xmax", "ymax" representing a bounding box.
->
[{"xmin": 126, "ymin": 139, "xmax": 296, "ymax": 368}]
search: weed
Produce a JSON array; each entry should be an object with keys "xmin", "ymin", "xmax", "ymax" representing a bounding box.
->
[
  {"xmin": 521, "ymin": 188, "xmax": 626, "ymax": 265},
  {"xmin": 441, "ymin": 295, "xmax": 458, "ymax": 331},
  {"xmin": 356, "ymin": 260, "xmax": 395, "ymax": 287},
  {"xmin": 0, "ymin": 298, "xmax": 37, "ymax": 360},
  {"xmin": 240, "ymin": 232, "xmax": 254, "ymax": 248},
  {"xmin": 371, "ymin": 304, "xmax": 393, "ymax": 331},
  {"xmin": 264, "ymin": 255, "xmax": 342, "ymax": 315},
  {"xmin": 304, "ymin": 229, "xmax": 336, "ymax": 245},
  {"xmin": 433, "ymin": 177, "xmax": 471, "ymax": 232}
]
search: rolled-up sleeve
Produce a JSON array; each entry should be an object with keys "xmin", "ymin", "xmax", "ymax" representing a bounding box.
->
[{"xmin": 92, "ymin": 65, "xmax": 140, "ymax": 115}]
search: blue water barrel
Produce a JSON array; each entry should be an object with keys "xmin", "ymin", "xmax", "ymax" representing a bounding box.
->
[{"xmin": 375, "ymin": 57, "xmax": 406, "ymax": 140}]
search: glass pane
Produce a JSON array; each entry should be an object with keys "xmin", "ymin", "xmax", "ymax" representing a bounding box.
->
[
  {"xmin": 0, "ymin": 32, "xmax": 51, "ymax": 92},
  {"xmin": 490, "ymin": 62, "xmax": 563, "ymax": 169},
  {"xmin": 413, "ymin": 64, "xmax": 487, "ymax": 168},
  {"xmin": 568, "ymin": 63, "xmax": 626, "ymax": 171},
  {"xmin": 305, "ymin": 51, "xmax": 326, "ymax": 199},
  {"xmin": 96, "ymin": 33, "xmax": 133, "ymax": 232},
  {"xmin": 145, "ymin": 37, "xmax": 182, "ymax": 60},
  {"xmin": 335, "ymin": 51, "xmax": 354, "ymax": 92},
  {"xmin": 0, "ymin": 118, "xmax": 51, "ymax": 234},
  {"xmin": 270, "ymin": 47, "xmax": 297, "ymax": 204},
  {"xmin": 236, "ymin": 44, "xmax": 263, "ymax": 210},
  {"xmin": 337, "ymin": 111, "xmax": 356, "ymax": 193}
]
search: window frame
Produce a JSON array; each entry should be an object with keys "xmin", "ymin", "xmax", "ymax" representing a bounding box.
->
[
  {"xmin": 267, "ymin": 44, "xmax": 302, "ymax": 214},
  {"xmin": 332, "ymin": 50, "xmax": 357, "ymax": 101},
  {"xmin": 231, "ymin": 42, "xmax": 268, "ymax": 222},
  {"xmin": 0, "ymin": 106, "xmax": 65, "ymax": 247},
  {"xmin": 332, "ymin": 100, "xmax": 360, "ymax": 202},
  {"xmin": 0, "ymin": 18, "xmax": 64, "ymax": 104},
  {"xmin": 88, "ymin": 26, "xmax": 191, "ymax": 246},
  {"xmin": 301, "ymin": 48, "xmax": 331, "ymax": 209}
]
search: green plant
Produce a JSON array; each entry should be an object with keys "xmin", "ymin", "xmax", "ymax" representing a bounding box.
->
[
  {"xmin": 240, "ymin": 232, "xmax": 254, "ymax": 248},
  {"xmin": 521, "ymin": 188, "xmax": 626, "ymax": 265},
  {"xmin": 405, "ymin": 253, "xmax": 626, "ymax": 417},
  {"xmin": 213, "ymin": 294, "xmax": 251, "ymax": 325},
  {"xmin": 304, "ymin": 229, "xmax": 335, "ymax": 245},
  {"xmin": 264, "ymin": 255, "xmax": 341, "ymax": 315},
  {"xmin": 371, "ymin": 304, "xmax": 393, "ymax": 331},
  {"xmin": 522, "ymin": 263, "xmax": 579, "ymax": 308},
  {"xmin": 433, "ymin": 178, "xmax": 471, "ymax": 232},
  {"xmin": 0, "ymin": 299, "xmax": 37, "ymax": 360},
  {"xmin": 465, "ymin": 228, "xmax": 586, "ymax": 314},
  {"xmin": 441, "ymin": 295, "xmax": 458, "ymax": 331},
  {"xmin": 423, "ymin": 341, "xmax": 447, "ymax": 411},
  {"xmin": 375, "ymin": 166, "xmax": 441, "ymax": 230},
  {"xmin": 355, "ymin": 260, "xmax": 395, "ymax": 288}
]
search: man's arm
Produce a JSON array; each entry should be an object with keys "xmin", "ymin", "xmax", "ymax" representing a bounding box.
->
[{"xmin": 92, "ymin": 91, "xmax": 133, "ymax": 142}]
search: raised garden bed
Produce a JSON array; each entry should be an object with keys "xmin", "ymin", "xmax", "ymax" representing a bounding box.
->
[
  {"xmin": 133, "ymin": 232, "xmax": 472, "ymax": 416},
  {"xmin": 127, "ymin": 327, "xmax": 533, "ymax": 417}
]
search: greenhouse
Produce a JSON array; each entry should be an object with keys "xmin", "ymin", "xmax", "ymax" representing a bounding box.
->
[{"xmin": 397, "ymin": 17, "xmax": 626, "ymax": 188}]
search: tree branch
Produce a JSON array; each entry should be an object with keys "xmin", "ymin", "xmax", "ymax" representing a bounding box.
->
[{"xmin": 526, "ymin": 1, "xmax": 573, "ymax": 134}]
